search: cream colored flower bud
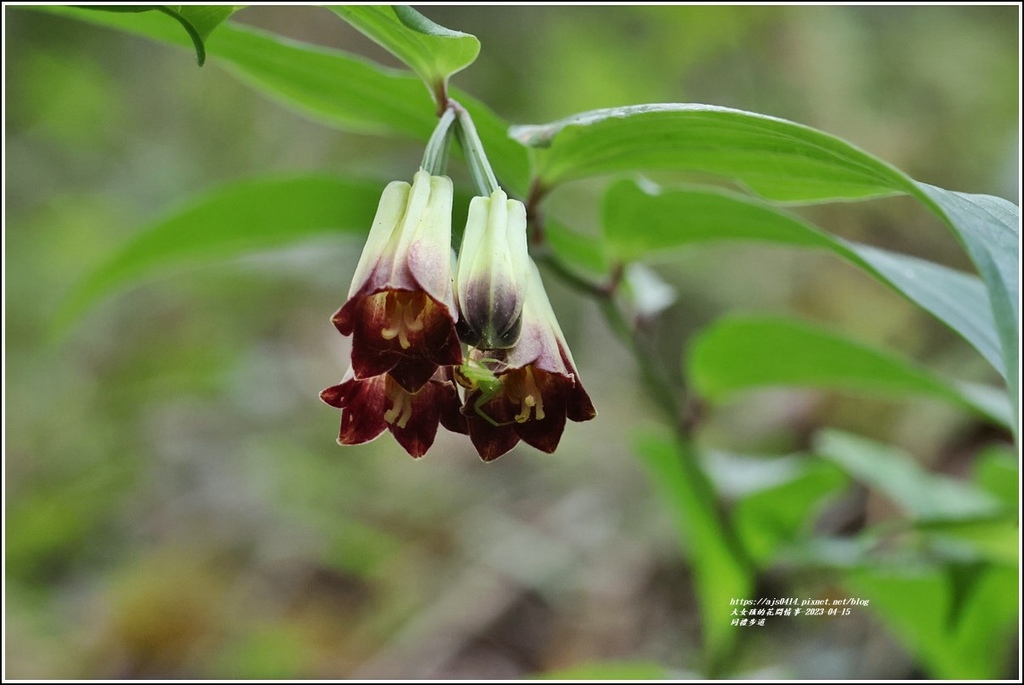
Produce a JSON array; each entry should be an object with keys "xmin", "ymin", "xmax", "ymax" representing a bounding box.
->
[{"xmin": 454, "ymin": 188, "xmax": 530, "ymax": 349}]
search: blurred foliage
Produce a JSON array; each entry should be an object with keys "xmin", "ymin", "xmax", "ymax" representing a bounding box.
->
[{"xmin": 4, "ymin": 4, "xmax": 1019, "ymax": 680}]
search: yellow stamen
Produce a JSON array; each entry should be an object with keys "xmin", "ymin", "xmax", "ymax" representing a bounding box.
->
[
  {"xmin": 379, "ymin": 292, "xmax": 428, "ymax": 350},
  {"xmin": 383, "ymin": 377, "xmax": 414, "ymax": 429},
  {"xmin": 511, "ymin": 367, "xmax": 544, "ymax": 423}
]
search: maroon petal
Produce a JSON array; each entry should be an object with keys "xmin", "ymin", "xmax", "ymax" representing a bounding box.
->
[
  {"xmin": 320, "ymin": 382, "xmax": 353, "ymax": 409},
  {"xmin": 388, "ymin": 382, "xmax": 444, "ymax": 458},
  {"xmin": 566, "ymin": 379, "xmax": 597, "ymax": 423},
  {"xmin": 344, "ymin": 294, "xmax": 400, "ymax": 377},
  {"xmin": 338, "ymin": 290, "xmax": 461, "ymax": 394},
  {"xmin": 386, "ymin": 357, "xmax": 443, "ymax": 395},
  {"xmin": 332, "ymin": 375, "xmax": 389, "ymax": 446},
  {"xmin": 397, "ymin": 294, "xmax": 462, "ymax": 370},
  {"xmin": 559, "ymin": 347, "xmax": 597, "ymax": 423},
  {"xmin": 513, "ymin": 370, "xmax": 568, "ymax": 453},
  {"xmin": 331, "ymin": 298, "xmax": 360, "ymax": 337},
  {"xmin": 420, "ymin": 320, "xmax": 463, "ymax": 369},
  {"xmin": 436, "ymin": 369, "xmax": 468, "ymax": 435},
  {"xmin": 464, "ymin": 392, "xmax": 520, "ymax": 461}
]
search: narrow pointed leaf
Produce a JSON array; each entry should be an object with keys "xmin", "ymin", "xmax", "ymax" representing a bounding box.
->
[
  {"xmin": 814, "ymin": 430, "xmax": 1004, "ymax": 522},
  {"xmin": 511, "ymin": 104, "xmax": 914, "ymax": 201},
  {"xmin": 914, "ymin": 184, "xmax": 1019, "ymax": 423},
  {"xmin": 602, "ymin": 180, "xmax": 1004, "ymax": 379},
  {"xmin": 688, "ymin": 316, "xmax": 1012, "ymax": 430},
  {"xmin": 53, "ymin": 175, "xmax": 386, "ymax": 333}
]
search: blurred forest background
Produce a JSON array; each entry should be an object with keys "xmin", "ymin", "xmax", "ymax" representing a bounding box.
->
[{"xmin": 4, "ymin": 5, "xmax": 1019, "ymax": 679}]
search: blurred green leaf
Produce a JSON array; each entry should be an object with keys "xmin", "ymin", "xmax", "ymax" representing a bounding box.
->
[
  {"xmin": 328, "ymin": 5, "xmax": 479, "ymax": 105},
  {"xmin": 814, "ymin": 430, "xmax": 1004, "ymax": 523},
  {"xmin": 731, "ymin": 458, "xmax": 849, "ymax": 565},
  {"xmin": 54, "ymin": 175, "xmax": 386, "ymax": 332},
  {"xmin": 918, "ymin": 447, "xmax": 1019, "ymax": 566},
  {"xmin": 25, "ymin": 5, "xmax": 530, "ymax": 194},
  {"xmin": 973, "ymin": 445, "xmax": 1019, "ymax": 511},
  {"xmin": 847, "ymin": 563, "xmax": 1017, "ymax": 679},
  {"xmin": 915, "ymin": 184, "xmax": 1019, "ymax": 427},
  {"xmin": 921, "ymin": 519, "xmax": 1019, "ymax": 567},
  {"xmin": 82, "ymin": 5, "xmax": 239, "ymax": 65},
  {"xmin": 603, "ymin": 180, "xmax": 1004, "ymax": 378},
  {"xmin": 535, "ymin": 661, "xmax": 671, "ymax": 680},
  {"xmin": 545, "ymin": 218, "xmax": 609, "ymax": 275},
  {"xmin": 688, "ymin": 316, "xmax": 1012, "ymax": 429},
  {"xmin": 511, "ymin": 104, "xmax": 913, "ymax": 201},
  {"xmin": 633, "ymin": 429, "xmax": 752, "ymax": 667}
]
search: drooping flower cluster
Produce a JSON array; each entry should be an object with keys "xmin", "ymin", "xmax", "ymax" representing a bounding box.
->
[{"xmin": 321, "ymin": 107, "xmax": 595, "ymax": 461}]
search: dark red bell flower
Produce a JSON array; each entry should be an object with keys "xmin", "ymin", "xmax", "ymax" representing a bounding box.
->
[
  {"xmin": 460, "ymin": 261, "xmax": 596, "ymax": 461},
  {"xmin": 332, "ymin": 169, "xmax": 462, "ymax": 393},
  {"xmin": 320, "ymin": 366, "xmax": 466, "ymax": 459}
]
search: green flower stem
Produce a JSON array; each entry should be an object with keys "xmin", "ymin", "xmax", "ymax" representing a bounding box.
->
[
  {"xmin": 452, "ymin": 100, "xmax": 499, "ymax": 196},
  {"xmin": 421, "ymin": 106, "xmax": 457, "ymax": 176}
]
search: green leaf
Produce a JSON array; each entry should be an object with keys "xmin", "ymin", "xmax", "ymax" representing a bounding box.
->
[
  {"xmin": 728, "ymin": 456, "xmax": 848, "ymax": 565},
  {"xmin": 545, "ymin": 218, "xmax": 609, "ymax": 275},
  {"xmin": 327, "ymin": 5, "xmax": 479, "ymax": 106},
  {"xmin": 914, "ymin": 183, "xmax": 1020, "ymax": 425},
  {"xmin": 633, "ymin": 429, "xmax": 752, "ymax": 666},
  {"xmin": 535, "ymin": 661, "xmax": 672, "ymax": 680},
  {"xmin": 54, "ymin": 175, "xmax": 386, "ymax": 332},
  {"xmin": 973, "ymin": 445, "xmax": 1019, "ymax": 511},
  {"xmin": 688, "ymin": 316, "xmax": 1012, "ymax": 430},
  {"xmin": 25, "ymin": 6, "xmax": 530, "ymax": 194},
  {"xmin": 512, "ymin": 107, "xmax": 1018, "ymax": 427},
  {"xmin": 81, "ymin": 5, "xmax": 239, "ymax": 66},
  {"xmin": 814, "ymin": 430, "xmax": 1004, "ymax": 523},
  {"xmin": 921, "ymin": 519, "xmax": 1020, "ymax": 567},
  {"xmin": 511, "ymin": 104, "xmax": 913, "ymax": 201},
  {"xmin": 919, "ymin": 447, "xmax": 1019, "ymax": 566},
  {"xmin": 603, "ymin": 180, "xmax": 1003, "ymax": 378},
  {"xmin": 846, "ymin": 563, "xmax": 1017, "ymax": 679},
  {"xmin": 175, "ymin": 6, "xmax": 240, "ymax": 50}
]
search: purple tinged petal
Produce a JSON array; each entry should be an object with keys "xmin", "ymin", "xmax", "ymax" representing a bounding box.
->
[
  {"xmin": 406, "ymin": 173, "xmax": 458, "ymax": 315},
  {"xmin": 346, "ymin": 180, "xmax": 412, "ymax": 300},
  {"xmin": 455, "ymin": 189, "xmax": 530, "ymax": 349},
  {"xmin": 502, "ymin": 260, "xmax": 570, "ymax": 374},
  {"xmin": 459, "ymin": 259, "xmax": 596, "ymax": 458}
]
